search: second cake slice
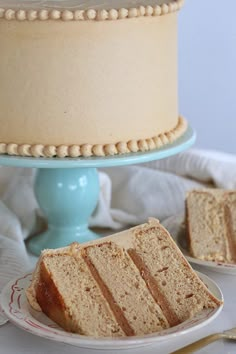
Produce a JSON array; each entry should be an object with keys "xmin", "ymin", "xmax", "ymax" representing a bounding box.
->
[{"xmin": 186, "ymin": 189, "xmax": 236, "ymax": 263}]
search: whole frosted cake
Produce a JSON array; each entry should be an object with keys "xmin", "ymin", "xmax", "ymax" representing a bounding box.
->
[{"xmin": 0, "ymin": 0, "xmax": 187, "ymax": 158}]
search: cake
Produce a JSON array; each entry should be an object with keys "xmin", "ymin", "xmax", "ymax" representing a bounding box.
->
[
  {"xmin": 186, "ymin": 189, "xmax": 236, "ymax": 263},
  {"xmin": 0, "ymin": 0, "xmax": 187, "ymax": 158},
  {"xmin": 26, "ymin": 218, "xmax": 222, "ymax": 337}
]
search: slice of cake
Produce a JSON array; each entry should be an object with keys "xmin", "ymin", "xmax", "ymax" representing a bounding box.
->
[
  {"xmin": 186, "ymin": 189, "xmax": 236, "ymax": 263},
  {"xmin": 26, "ymin": 219, "xmax": 222, "ymax": 337}
]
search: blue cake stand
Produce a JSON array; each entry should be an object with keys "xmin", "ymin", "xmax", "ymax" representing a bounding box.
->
[{"xmin": 0, "ymin": 126, "xmax": 195, "ymax": 255}]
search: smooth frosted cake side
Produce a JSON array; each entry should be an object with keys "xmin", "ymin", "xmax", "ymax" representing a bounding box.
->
[{"xmin": 0, "ymin": 0, "xmax": 187, "ymax": 158}]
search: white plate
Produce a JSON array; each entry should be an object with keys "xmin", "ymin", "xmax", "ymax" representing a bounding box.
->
[
  {"xmin": 0, "ymin": 272, "xmax": 223, "ymax": 350},
  {"xmin": 163, "ymin": 214, "xmax": 236, "ymax": 275}
]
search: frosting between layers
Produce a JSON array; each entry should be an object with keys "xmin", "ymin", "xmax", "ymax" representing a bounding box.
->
[
  {"xmin": 0, "ymin": 116, "xmax": 187, "ymax": 158},
  {"xmin": 0, "ymin": 0, "xmax": 184, "ymax": 21}
]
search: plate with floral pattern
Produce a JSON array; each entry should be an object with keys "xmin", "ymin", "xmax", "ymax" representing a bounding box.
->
[{"xmin": 0, "ymin": 272, "xmax": 223, "ymax": 350}]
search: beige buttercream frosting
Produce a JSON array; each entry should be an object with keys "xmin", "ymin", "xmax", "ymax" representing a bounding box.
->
[
  {"xmin": 0, "ymin": 117, "xmax": 187, "ymax": 158},
  {"xmin": 0, "ymin": 0, "xmax": 184, "ymax": 21},
  {"xmin": 0, "ymin": 4, "xmax": 185, "ymax": 158}
]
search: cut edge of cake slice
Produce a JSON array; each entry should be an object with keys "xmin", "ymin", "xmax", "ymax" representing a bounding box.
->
[{"xmin": 82, "ymin": 241, "xmax": 170, "ymax": 336}]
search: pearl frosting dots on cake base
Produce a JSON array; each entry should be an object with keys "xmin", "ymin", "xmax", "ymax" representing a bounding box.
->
[{"xmin": 0, "ymin": 117, "xmax": 187, "ymax": 158}]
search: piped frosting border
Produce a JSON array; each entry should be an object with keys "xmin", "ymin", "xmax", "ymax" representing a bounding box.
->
[
  {"xmin": 0, "ymin": 0, "xmax": 184, "ymax": 21},
  {"xmin": 0, "ymin": 116, "xmax": 187, "ymax": 158}
]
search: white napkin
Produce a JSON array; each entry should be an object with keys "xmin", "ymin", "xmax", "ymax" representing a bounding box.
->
[
  {"xmin": 1, "ymin": 148, "xmax": 236, "ymax": 324},
  {"xmin": 94, "ymin": 149, "xmax": 236, "ymax": 228},
  {"xmin": 0, "ymin": 168, "xmax": 36, "ymax": 324}
]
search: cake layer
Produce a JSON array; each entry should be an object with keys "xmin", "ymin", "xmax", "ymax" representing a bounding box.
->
[
  {"xmin": 131, "ymin": 223, "xmax": 221, "ymax": 321},
  {"xmin": 26, "ymin": 219, "xmax": 222, "ymax": 337},
  {"xmin": 0, "ymin": 0, "xmax": 187, "ymax": 158},
  {"xmin": 186, "ymin": 189, "xmax": 236, "ymax": 263}
]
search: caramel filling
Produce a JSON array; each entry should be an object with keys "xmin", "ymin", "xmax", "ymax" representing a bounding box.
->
[{"xmin": 224, "ymin": 204, "xmax": 236, "ymax": 262}]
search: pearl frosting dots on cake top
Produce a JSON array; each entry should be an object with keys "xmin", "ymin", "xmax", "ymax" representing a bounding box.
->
[{"xmin": 0, "ymin": 0, "xmax": 184, "ymax": 21}]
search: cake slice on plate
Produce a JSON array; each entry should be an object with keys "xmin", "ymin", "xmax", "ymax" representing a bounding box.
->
[
  {"xmin": 26, "ymin": 218, "xmax": 222, "ymax": 337},
  {"xmin": 186, "ymin": 189, "xmax": 236, "ymax": 263}
]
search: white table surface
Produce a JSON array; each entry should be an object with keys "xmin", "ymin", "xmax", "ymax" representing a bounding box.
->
[{"xmin": 1, "ymin": 262, "xmax": 236, "ymax": 354}]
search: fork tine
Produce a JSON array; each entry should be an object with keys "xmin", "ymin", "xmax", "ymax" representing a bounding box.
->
[{"xmin": 224, "ymin": 327, "xmax": 236, "ymax": 338}]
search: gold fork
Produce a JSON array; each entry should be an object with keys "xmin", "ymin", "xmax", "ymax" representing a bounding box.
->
[{"xmin": 171, "ymin": 327, "xmax": 236, "ymax": 353}]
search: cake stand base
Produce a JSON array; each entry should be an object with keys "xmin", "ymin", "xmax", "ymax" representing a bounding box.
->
[
  {"xmin": 28, "ymin": 167, "xmax": 100, "ymax": 255},
  {"xmin": 0, "ymin": 125, "xmax": 196, "ymax": 256}
]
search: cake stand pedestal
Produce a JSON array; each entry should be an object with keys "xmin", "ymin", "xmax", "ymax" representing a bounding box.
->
[{"xmin": 0, "ymin": 126, "xmax": 195, "ymax": 256}]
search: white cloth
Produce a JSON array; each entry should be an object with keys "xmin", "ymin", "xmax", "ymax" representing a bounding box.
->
[{"xmin": 1, "ymin": 148, "xmax": 236, "ymax": 324}]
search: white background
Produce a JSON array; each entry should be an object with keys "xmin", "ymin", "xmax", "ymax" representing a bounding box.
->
[{"xmin": 178, "ymin": 0, "xmax": 236, "ymax": 153}]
